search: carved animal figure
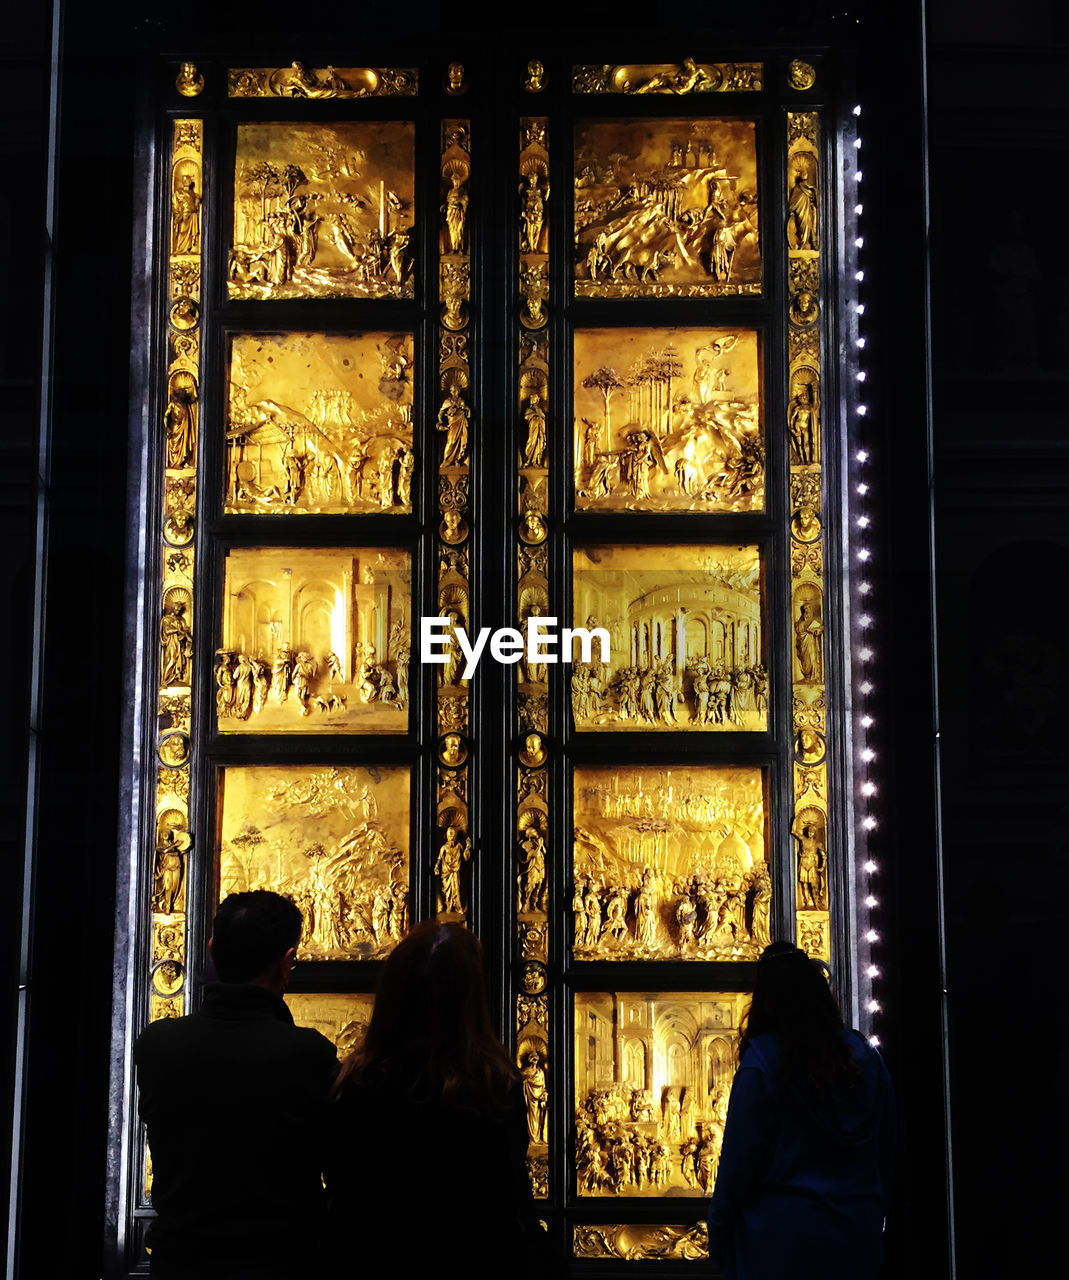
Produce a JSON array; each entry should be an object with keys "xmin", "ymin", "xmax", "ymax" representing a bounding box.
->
[{"xmin": 612, "ymin": 247, "xmax": 675, "ymax": 282}]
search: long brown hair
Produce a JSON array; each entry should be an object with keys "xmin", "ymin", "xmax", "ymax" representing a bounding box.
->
[
  {"xmin": 335, "ymin": 922, "xmax": 519, "ymax": 1108},
  {"xmin": 740, "ymin": 940, "xmax": 858, "ymax": 1088}
]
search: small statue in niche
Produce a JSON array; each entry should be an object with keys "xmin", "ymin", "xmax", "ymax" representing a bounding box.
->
[
  {"xmin": 172, "ymin": 176, "xmax": 201, "ymax": 255},
  {"xmin": 788, "ymin": 169, "xmax": 818, "ymax": 251},
  {"xmin": 160, "ymin": 601, "xmax": 192, "ymax": 688},
  {"xmin": 787, "ymin": 380, "xmax": 817, "ymax": 465},
  {"xmin": 443, "ymin": 168, "xmax": 468, "ymax": 254},
  {"xmin": 164, "ymin": 372, "xmax": 198, "ymax": 470},
  {"xmin": 521, "ymin": 385, "xmax": 547, "ymax": 468},
  {"xmin": 435, "ymin": 825, "xmax": 471, "ymax": 914},
  {"xmin": 445, "ymin": 61, "xmax": 466, "ymax": 95},
  {"xmin": 518, "ymin": 827, "xmax": 546, "ymax": 912},
  {"xmin": 436, "ymin": 381, "xmax": 471, "ymax": 467},
  {"xmin": 154, "ymin": 826, "xmax": 191, "ymax": 914},
  {"xmin": 793, "ymin": 820, "xmax": 827, "ymax": 909},
  {"xmin": 521, "ymin": 171, "xmax": 547, "ymax": 255},
  {"xmin": 794, "ymin": 601, "xmax": 824, "ymax": 683},
  {"xmin": 525, "ymin": 59, "xmax": 545, "ymax": 93},
  {"xmin": 521, "ymin": 1050, "xmax": 548, "ymax": 1143}
]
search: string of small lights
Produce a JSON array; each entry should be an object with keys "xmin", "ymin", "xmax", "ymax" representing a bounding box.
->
[{"xmin": 845, "ymin": 102, "xmax": 883, "ymax": 1049}]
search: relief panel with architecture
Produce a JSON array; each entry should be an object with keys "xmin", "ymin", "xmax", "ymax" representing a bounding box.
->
[
  {"xmin": 573, "ymin": 766, "xmax": 769, "ymax": 961},
  {"xmin": 575, "ymin": 119, "xmax": 760, "ymax": 298},
  {"xmin": 574, "ymin": 992, "xmax": 746, "ymax": 1197},
  {"xmin": 571, "ymin": 544, "xmax": 766, "ymax": 732},
  {"xmin": 218, "ymin": 765, "xmax": 409, "ymax": 961},
  {"xmin": 218, "ymin": 547, "xmax": 410, "ymax": 733},
  {"xmin": 225, "ymin": 332, "xmax": 414, "ymax": 514},
  {"xmin": 229, "ymin": 122, "xmax": 414, "ymax": 300},
  {"xmin": 573, "ymin": 327, "xmax": 763, "ymax": 513}
]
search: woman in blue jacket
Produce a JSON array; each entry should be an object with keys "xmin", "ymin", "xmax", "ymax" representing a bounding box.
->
[{"xmin": 707, "ymin": 942, "xmax": 895, "ymax": 1279}]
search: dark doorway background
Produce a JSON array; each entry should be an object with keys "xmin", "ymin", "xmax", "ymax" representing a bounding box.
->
[{"xmin": 2, "ymin": 2, "xmax": 1065, "ymax": 1276}]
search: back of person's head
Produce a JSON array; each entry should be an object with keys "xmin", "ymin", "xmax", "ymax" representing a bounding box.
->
[
  {"xmin": 210, "ymin": 890, "xmax": 302, "ymax": 983},
  {"xmin": 741, "ymin": 940, "xmax": 855, "ymax": 1086},
  {"xmin": 338, "ymin": 921, "xmax": 517, "ymax": 1107}
]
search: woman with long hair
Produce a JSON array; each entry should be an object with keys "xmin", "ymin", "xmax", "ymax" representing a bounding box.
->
[
  {"xmin": 325, "ymin": 922, "xmax": 553, "ymax": 1276},
  {"xmin": 707, "ymin": 941, "xmax": 895, "ymax": 1279}
]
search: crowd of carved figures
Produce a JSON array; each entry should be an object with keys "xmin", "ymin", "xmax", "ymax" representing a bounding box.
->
[
  {"xmin": 575, "ymin": 1080, "xmax": 730, "ymax": 1196},
  {"xmin": 572, "ymin": 863, "xmax": 771, "ymax": 961},
  {"xmin": 213, "ymin": 633, "xmax": 409, "ymax": 722},
  {"xmin": 229, "ymin": 122, "xmax": 414, "ymax": 300},
  {"xmin": 571, "ymin": 657, "xmax": 768, "ymax": 728}
]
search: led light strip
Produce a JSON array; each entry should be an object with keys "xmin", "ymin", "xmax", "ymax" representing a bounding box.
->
[{"xmin": 846, "ymin": 103, "xmax": 882, "ymax": 1048}]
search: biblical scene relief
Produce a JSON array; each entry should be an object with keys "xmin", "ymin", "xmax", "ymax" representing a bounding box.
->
[
  {"xmin": 219, "ymin": 547, "xmax": 410, "ymax": 733},
  {"xmin": 574, "ymin": 119, "xmax": 760, "ymax": 298},
  {"xmin": 573, "ymin": 1223, "xmax": 708, "ymax": 1261},
  {"xmin": 219, "ymin": 765, "xmax": 409, "ymax": 961},
  {"xmin": 573, "ymin": 766, "xmax": 769, "ymax": 961},
  {"xmin": 286, "ymin": 994, "xmax": 376, "ymax": 1055},
  {"xmin": 573, "ymin": 328, "xmax": 763, "ymax": 513},
  {"xmin": 572, "ymin": 545, "xmax": 767, "ymax": 731},
  {"xmin": 574, "ymin": 992, "xmax": 747, "ymax": 1197},
  {"xmin": 225, "ymin": 333, "xmax": 414, "ymax": 514},
  {"xmin": 229, "ymin": 122, "xmax": 414, "ymax": 300}
]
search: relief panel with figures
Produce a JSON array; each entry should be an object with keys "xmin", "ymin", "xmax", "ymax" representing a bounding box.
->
[
  {"xmin": 225, "ymin": 332, "xmax": 414, "ymax": 515},
  {"xmin": 574, "ymin": 118, "xmax": 760, "ymax": 298},
  {"xmin": 571, "ymin": 544, "xmax": 767, "ymax": 732},
  {"xmin": 574, "ymin": 992, "xmax": 747, "ymax": 1197},
  {"xmin": 218, "ymin": 765, "xmax": 410, "ymax": 962},
  {"xmin": 229, "ymin": 122, "xmax": 415, "ymax": 300},
  {"xmin": 573, "ymin": 327, "xmax": 763, "ymax": 513},
  {"xmin": 285, "ymin": 993, "xmax": 377, "ymax": 1055},
  {"xmin": 572, "ymin": 766, "xmax": 769, "ymax": 962},
  {"xmin": 218, "ymin": 546, "xmax": 410, "ymax": 733}
]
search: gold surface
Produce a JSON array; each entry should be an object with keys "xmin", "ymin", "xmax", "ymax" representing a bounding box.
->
[
  {"xmin": 575, "ymin": 119, "xmax": 760, "ymax": 297},
  {"xmin": 574, "ymin": 992, "xmax": 746, "ymax": 1197},
  {"xmin": 516, "ymin": 117, "xmax": 552, "ymax": 1198},
  {"xmin": 229, "ymin": 65, "xmax": 417, "ymax": 98},
  {"xmin": 229, "ymin": 122, "xmax": 414, "ymax": 300},
  {"xmin": 572, "ymin": 766, "xmax": 768, "ymax": 961},
  {"xmin": 286, "ymin": 993, "xmax": 376, "ymax": 1054},
  {"xmin": 225, "ymin": 332, "xmax": 414, "ymax": 514},
  {"xmin": 574, "ymin": 1223, "xmax": 708, "ymax": 1260},
  {"xmin": 572, "ymin": 544, "xmax": 766, "ymax": 731},
  {"xmin": 573, "ymin": 61, "xmax": 762, "ymax": 94},
  {"xmin": 218, "ymin": 546, "xmax": 410, "ymax": 733},
  {"xmin": 787, "ymin": 111, "xmax": 830, "ymax": 963},
  {"xmin": 218, "ymin": 766, "xmax": 410, "ymax": 961},
  {"xmin": 573, "ymin": 327, "xmax": 763, "ymax": 513}
]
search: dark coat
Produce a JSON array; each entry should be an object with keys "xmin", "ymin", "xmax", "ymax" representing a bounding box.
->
[
  {"xmin": 325, "ymin": 1068, "xmax": 553, "ymax": 1277},
  {"xmin": 706, "ymin": 1029, "xmax": 895, "ymax": 1280},
  {"xmin": 134, "ymin": 983, "xmax": 338, "ymax": 1278}
]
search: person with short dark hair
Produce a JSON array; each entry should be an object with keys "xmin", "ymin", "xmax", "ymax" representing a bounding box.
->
[
  {"xmin": 135, "ymin": 891, "xmax": 338, "ymax": 1280},
  {"xmin": 706, "ymin": 941, "xmax": 895, "ymax": 1280},
  {"xmin": 325, "ymin": 921, "xmax": 561, "ymax": 1277}
]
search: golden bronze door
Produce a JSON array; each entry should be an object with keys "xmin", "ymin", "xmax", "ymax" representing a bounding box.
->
[{"xmin": 115, "ymin": 43, "xmax": 867, "ymax": 1272}]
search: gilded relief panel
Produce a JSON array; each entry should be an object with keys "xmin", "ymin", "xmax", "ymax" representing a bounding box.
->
[
  {"xmin": 286, "ymin": 993, "xmax": 376, "ymax": 1054},
  {"xmin": 225, "ymin": 332, "xmax": 414, "ymax": 514},
  {"xmin": 572, "ymin": 544, "xmax": 767, "ymax": 731},
  {"xmin": 574, "ymin": 119, "xmax": 760, "ymax": 298},
  {"xmin": 574, "ymin": 1223, "xmax": 708, "ymax": 1261},
  {"xmin": 572, "ymin": 766, "xmax": 769, "ymax": 961},
  {"xmin": 573, "ymin": 61, "xmax": 763, "ymax": 95},
  {"xmin": 573, "ymin": 327, "xmax": 763, "ymax": 513},
  {"xmin": 218, "ymin": 547, "xmax": 410, "ymax": 733},
  {"xmin": 574, "ymin": 992, "xmax": 747, "ymax": 1197},
  {"xmin": 229, "ymin": 65, "xmax": 417, "ymax": 98},
  {"xmin": 218, "ymin": 765, "xmax": 410, "ymax": 961},
  {"xmin": 229, "ymin": 122, "xmax": 415, "ymax": 300}
]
